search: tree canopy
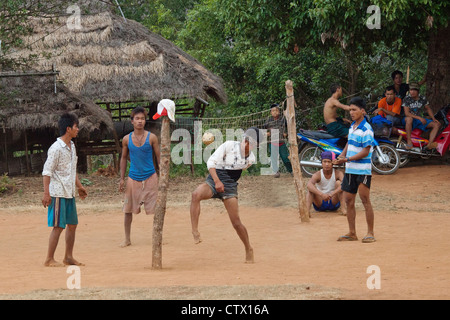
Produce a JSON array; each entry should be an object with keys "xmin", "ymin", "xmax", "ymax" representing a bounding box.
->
[{"xmin": 2, "ymin": 0, "xmax": 448, "ymax": 127}]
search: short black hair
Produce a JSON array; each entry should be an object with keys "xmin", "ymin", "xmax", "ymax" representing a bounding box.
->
[
  {"xmin": 131, "ymin": 106, "xmax": 147, "ymax": 119},
  {"xmin": 58, "ymin": 112, "xmax": 79, "ymax": 136},
  {"xmin": 391, "ymin": 70, "xmax": 403, "ymax": 80},
  {"xmin": 385, "ymin": 85, "xmax": 395, "ymax": 93},
  {"xmin": 349, "ymin": 96, "xmax": 366, "ymax": 109},
  {"xmin": 270, "ymin": 103, "xmax": 280, "ymax": 109},
  {"xmin": 330, "ymin": 83, "xmax": 341, "ymax": 94}
]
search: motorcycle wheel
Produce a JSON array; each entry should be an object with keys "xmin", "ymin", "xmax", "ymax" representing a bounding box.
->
[
  {"xmin": 298, "ymin": 144, "xmax": 323, "ymax": 178},
  {"xmin": 390, "ymin": 139, "xmax": 410, "ymax": 168},
  {"xmin": 372, "ymin": 143, "xmax": 400, "ymax": 175}
]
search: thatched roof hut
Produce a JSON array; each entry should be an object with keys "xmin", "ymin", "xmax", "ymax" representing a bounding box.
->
[
  {"xmin": 0, "ymin": 73, "xmax": 115, "ymax": 175},
  {"xmin": 0, "ymin": 73, "xmax": 114, "ymax": 139},
  {"xmin": 10, "ymin": 3, "xmax": 227, "ymax": 108}
]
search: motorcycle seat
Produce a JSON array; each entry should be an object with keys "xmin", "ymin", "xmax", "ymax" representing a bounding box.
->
[{"xmin": 298, "ymin": 129, "xmax": 337, "ymax": 140}]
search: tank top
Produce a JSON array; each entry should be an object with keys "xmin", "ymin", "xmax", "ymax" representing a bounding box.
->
[
  {"xmin": 315, "ymin": 169, "xmax": 336, "ymax": 194},
  {"xmin": 128, "ymin": 131, "xmax": 156, "ymax": 181}
]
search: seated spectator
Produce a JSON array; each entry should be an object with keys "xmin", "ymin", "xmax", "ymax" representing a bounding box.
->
[
  {"xmin": 391, "ymin": 70, "xmax": 410, "ymax": 99},
  {"xmin": 374, "ymin": 85, "xmax": 403, "ymax": 133},
  {"xmin": 324, "ymin": 83, "xmax": 351, "ymax": 138},
  {"xmin": 402, "ymin": 82, "xmax": 441, "ymax": 150},
  {"xmin": 306, "ymin": 151, "xmax": 345, "ymax": 217}
]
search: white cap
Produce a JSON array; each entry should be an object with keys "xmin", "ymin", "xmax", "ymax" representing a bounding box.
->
[{"xmin": 153, "ymin": 99, "xmax": 176, "ymax": 122}]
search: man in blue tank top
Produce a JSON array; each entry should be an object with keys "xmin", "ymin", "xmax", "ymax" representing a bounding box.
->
[{"xmin": 119, "ymin": 107, "xmax": 160, "ymax": 247}]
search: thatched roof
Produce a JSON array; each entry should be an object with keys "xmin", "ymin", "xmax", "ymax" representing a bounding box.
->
[
  {"xmin": 0, "ymin": 74, "xmax": 114, "ymax": 139},
  {"xmin": 10, "ymin": 5, "xmax": 227, "ymax": 104}
]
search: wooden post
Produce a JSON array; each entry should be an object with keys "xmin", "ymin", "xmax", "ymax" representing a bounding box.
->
[
  {"xmin": 285, "ymin": 80, "xmax": 309, "ymax": 222},
  {"xmin": 151, "ymin": 116, "xmax": 171, "ymax": 269},
  {"xmin": 24, "ymin": 130, "xmax": 30, "ymax": 175},
  {"xmin": 406, "ymin": 66, "xmax": 410, "ymax": 84}
]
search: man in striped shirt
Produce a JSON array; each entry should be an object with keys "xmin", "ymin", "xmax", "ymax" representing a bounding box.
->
[{"xmin": 333, "ymin": 97, "xmax": 376, "ymax": 243}]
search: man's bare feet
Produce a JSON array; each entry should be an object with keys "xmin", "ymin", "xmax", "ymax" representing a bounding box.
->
[
  {"xmin": 245, "ymin": 248, "xmax": 254, "ymax": 264},
  {"xmin": 63, "ymin": 258, "xmax": 85, "ymax": 266},
  {"xmin": 119, "ymin": 240, "xmax": 132, "ymax": 248},
  {"xmin": 192, "ymin": 231, "xmax": 202, "ymax": 244},
  {"xmin": 44, "ymin": 259, "xmax": 64, "ymax": 267}
]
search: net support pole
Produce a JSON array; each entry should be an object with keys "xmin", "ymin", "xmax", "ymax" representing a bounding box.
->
[
  {"xmin": 152, "ymin": 116, "xmax": 171, "ymax": 269},
  {"xmin": 285, "ymin": 80, "xmax": 309, "ymax": 222}
]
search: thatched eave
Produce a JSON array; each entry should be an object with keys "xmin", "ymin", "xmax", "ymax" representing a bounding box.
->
[{"xmin": 10, "ymin": 9, "xmax": 227, "ymax": 105}]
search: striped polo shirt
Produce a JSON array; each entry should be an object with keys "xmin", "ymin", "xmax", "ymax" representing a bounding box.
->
[{"xmin": 345, "ymin": 118, "xmax": 375, "ymax": 176}]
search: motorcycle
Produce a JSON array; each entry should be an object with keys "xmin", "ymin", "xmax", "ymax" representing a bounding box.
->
[
  {"xmin": 391, "ymin": 104, "xmax": 450, "ymax": 167},
  {"xmin": 297, "ymin": 120, "xmax": 400, "ymax": 178}
]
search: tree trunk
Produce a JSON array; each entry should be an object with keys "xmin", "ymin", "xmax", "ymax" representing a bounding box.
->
[
  {"xmin": 426, "ymin": 25, "xmax": 450, "ymax": 112},
  {"xmin": 285, "ymin": 80, "xmax": 309, "ymax": 222},
  {"xmin": 151, "ymin": 117, "xmax": 171, "ymax": 269}
]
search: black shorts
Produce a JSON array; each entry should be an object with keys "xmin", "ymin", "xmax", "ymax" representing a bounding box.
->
[
  {"xmin": 341, "ymin": 173, "xmax": 371, "ymax": 194},
  {"xmin": 205, "ymin": 170, "xmax": 239, "ymax": 200}
]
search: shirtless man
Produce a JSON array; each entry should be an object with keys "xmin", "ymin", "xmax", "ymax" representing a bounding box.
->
[{"xmin": 324, "ymin": 83, "xmax": 351, "ymax": 138}]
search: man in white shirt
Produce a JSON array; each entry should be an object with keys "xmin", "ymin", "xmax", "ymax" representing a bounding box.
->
[
  {"xmin": 190, "ymin": 127, "xmax": 260, "ymax": 263},
  {"xmin": 42, "ymin": 113, "xmax": 87, "ymax": 267},
  {"xmin": 306, "ymin": 151, "xmax": 345, "ymax": 216}
]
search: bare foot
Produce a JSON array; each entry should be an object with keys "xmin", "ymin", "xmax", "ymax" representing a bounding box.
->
[
  {"xmin": 119, "ymin": 240, "xmax": 131, "ymax": 248},
  {"xmin": 63, "ymin": 258, "xmax": 85, "ymax": 266},
  {"xmin": 245, "ymin": 248, "xmax": 254, "ymax": 264},
  {"xmin": 192, "ymin": 231, "xmax": 202, "ymax": 244},
  {"xmin": 44, "ymin": 259, "xmax": 64, "ymax": 267}
]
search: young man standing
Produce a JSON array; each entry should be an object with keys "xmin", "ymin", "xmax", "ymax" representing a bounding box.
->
[
  {"xmin": 264, "ymin": 103, "xmax": 292, "ymax": 178},
  {"xmin": 190, "ymin": 128, "xmax": 260, "ymax": 263},
  {"xmin": 119, "ymin": 107, "xmax": 160, "ymax": 247},
  {"xmin": 333, "ymin": 97, "xmax": 376, "ymax": 243},
  {"xmin": 42, "ymin": 112, "xmax": 87, "ymax": 267},
  {"xmin": 324, "ymin": 83, "xmax": 352, "ymax": 138},
  {"xmin": 306, "ymin": 151, "xmax": 345, "ymax": 217}
]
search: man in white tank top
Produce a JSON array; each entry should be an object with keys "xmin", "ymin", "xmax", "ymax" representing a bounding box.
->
[{"xmin": 306, "ymin": 151, "xmax": 345, "ymax": 216}]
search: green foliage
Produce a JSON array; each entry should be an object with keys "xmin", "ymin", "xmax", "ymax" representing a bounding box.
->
[
  {"xmin": 0, "ymin": 1, "xmax": 65, "ymax": 70},
  {"xmin": 80, "ymin": 178, "xmax": 93, "ymax": 186},
  {"xmin": 0, "ymin": 174, "xmax": 15, "ymax": 194}
]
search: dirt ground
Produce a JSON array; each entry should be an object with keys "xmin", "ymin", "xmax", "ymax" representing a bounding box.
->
[{"xmin": 0, "ymin": 162, "xmax": 450, "ymax": 300}]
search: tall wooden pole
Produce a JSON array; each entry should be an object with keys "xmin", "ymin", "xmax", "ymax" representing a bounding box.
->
[
  {"xmin": 151, "ymin": 116, "xmax": 171, "ymax": 269},
  {"xmin": 285, "ymin": 80, "xmax": 309, "ymax": 222}
]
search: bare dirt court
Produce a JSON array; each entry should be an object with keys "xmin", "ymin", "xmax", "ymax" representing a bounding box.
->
[{"xmin": 0, "ymin": 163, "xmax": 449, "ymax": 300}]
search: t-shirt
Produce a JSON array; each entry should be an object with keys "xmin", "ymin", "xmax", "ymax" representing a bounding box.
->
[
  {"xmin": 206, "ymin": 141, "xmax": 256, "ymax": 181},
  {"xmin": 264, "ymin": 116, "xmax": 287, "ymax": 144},
  {"xmin": 395, "ymin": 83, "xmax": 410, "ymax": 99},
  {"xmin": 377, "ymin": 97, "xmax": 402, "ymax": 118},
  {"xmin": 402, "ymin": 94, "xmax": 429, "ymax": 117},
  {"xmin": 42, "ymin": 138, "xmax": 78, "ymax": 198},
  {"xmin": 345, "ymin": 118, "xmax": 375, "ymax": 176}
]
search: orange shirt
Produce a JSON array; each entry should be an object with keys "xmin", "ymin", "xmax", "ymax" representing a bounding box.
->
[{"xmin": 377, "ymin": 97, "xmax": 402, "ymax": 118}]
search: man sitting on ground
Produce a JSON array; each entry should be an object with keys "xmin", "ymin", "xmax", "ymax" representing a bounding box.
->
[
  {"xmin": 324, "ymin": 83, "xmax": 351, "ymax": 138},
  {"xmin": 306, "ymin": 151, "xmax": 346, "ymax": 217}
]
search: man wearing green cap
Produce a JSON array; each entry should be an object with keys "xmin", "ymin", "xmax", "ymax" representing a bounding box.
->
[{"xmin": 402, "ymin": 82, "xmax": 441, "ymax": 150}]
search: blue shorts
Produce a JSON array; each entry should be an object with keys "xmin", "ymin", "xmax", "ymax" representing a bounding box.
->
[
  {"xmin": 48, "ymin": 197, "xmax": 78, "ymax": 228},
  {"xmin": 401, "ymin": 117, "xmax": 432, "ymax": 131},
  {"xmin": 313, "ymin": 200, "xmax": 340, "ymax": 212}
]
